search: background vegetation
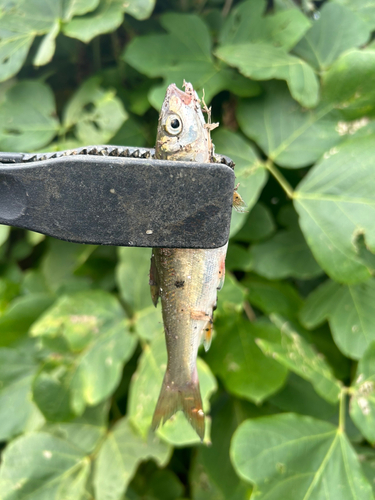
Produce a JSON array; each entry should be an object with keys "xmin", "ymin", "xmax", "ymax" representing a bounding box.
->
[{"xmin": 1, "ymin": 0, "xmax": 375, "ymax": 498}]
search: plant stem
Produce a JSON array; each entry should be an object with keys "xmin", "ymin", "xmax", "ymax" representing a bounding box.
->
[
  {"xmin": 244, "ymin": 301, "xmax": 256, "ymax": 322},
  {"xmin": 339, "ymin": 388, "xmax": 347, "ymax": 433},
  {"xmin": 222, "ymin": 0, "xmax": 234, "ymax": 17},
  {"xmin": 265, "ymin": 161, "xmax": 294, "ymax": 199}
]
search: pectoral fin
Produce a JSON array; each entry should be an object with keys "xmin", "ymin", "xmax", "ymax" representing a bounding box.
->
[
  {"xmin": 149, "ymin": 252, "xmax": 160, "ymax": 307},
  {"xmin": 203, "ymin": 320, "xmax": 213, "ymax": 352}
]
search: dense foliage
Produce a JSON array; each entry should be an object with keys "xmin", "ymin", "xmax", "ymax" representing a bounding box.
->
[{"xmin": 1, "ymin": 0, "xmax": 375, "ymax": 498}]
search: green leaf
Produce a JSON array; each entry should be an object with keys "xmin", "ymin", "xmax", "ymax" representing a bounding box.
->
[
  {"xmin": 0, "ymin": 0, "xmax": 98, "ymax": 80},
  {"xmin": 30, "ymin": 287, "xmax": 127, "ymax": 348},
  {"xmin": 69, "ymin": 246, "xmax": 117, "ymax": 292},
  {"xmin": 0, "ymin": 277, "xmax": 20, "ymax": 315},
  {"xmin": 31, "ymin": 290, "xmax": 137, "ymax": 418},
  {"xmin": 300, "ymin": 279, "xmax": 375, "ymax": 359},
  {"xmin": 261, "ymin": 10, "xmax": 310, "ymax": 51},
  {"xmin": 27, "ymin": 231, "xmax": 45, "ymax": 247},
  {"xmin": 237, "ymin": 82, "xmax": 342, "ymax": 168},
  {"xmin": 0, "ymin": 81, "xmax": 59, "ymax": 151},
  {"xmin": 123, "ymin": 13, "xmax": 256, "ymax": 109},
  {"xmin": 41, "ymin": 239, "xmax": 96, "ymax": 295},
  {"xmin": 127, "ymin": 333, "xmax": 216, "ymax": 445},
  {"xmin": 111, "ymin": 116, "xmax": 147, "ymax": 147},
  {"xmin": 215, "ymin": 273, "xmax": 246, "ymax": 316},
  {"xmin": 230, "ymin": 413, "xmax": 374, "ymax": 500},
  {"xmin": 0, "ymin": 344, "xmax": 44, "ymax": 441},
  {"xmin": 123, "ymin": 81, "xmax": 153, "ymax": 116},
  {"xmin": 294, "ymin": 136, "xmax": 375, "ymax": 283},
  {"xmin": 0, "ymin": 432, "xmax": 91, "ymax": 499},
  {"xmin": 116, "ymin": 247, "xmax": 152, "ymax": 313},
  {"xmin": 134, "ymin": 306, "xmax": 162, "ymax": 342},
  {"xmin": 249, "ymin": 206, "xmax": 322, "ymax": 279},
  {"xmin": 8, "ymin": 239, "xmax": 34, "ymax": 262},
  {"xmin": 190, "ymin": 398, "xmax": 253, "ymax": 500},
  {"xmin": 0, "ymin": 20, "xmax": 34, "ymax": 82},
  {"xmin": 63, "ymin": 77, "xmax": 127, "ymax": 144},
  {"xmin": 126, "ymin": 466, "xmax": 184, "ymax": 500},
  {"xmin": 94, "ymin": 417, "xmax": 171, "ymax": 500},
  {"xmin": 350, "ymin": 342, "xmax": 375, "ymax": 444},
  {"xmin": 22, "ymin": 273, "xmax": 49, "ymax": 301},
  {"xmin": 0, "ymin": 293, "xmax": 54, "ymax": 347},
  {"xmin": 332, "ymin": 0, "xmax": 375, "ymax": 30},
  {"xmin": 322, "ymin": 50, "xmax": 375, "ymax": 119},
  {"xmin": 33, "ymin": 22, "xmax": 60, "ymax": 66},
  {"xmin": 216, "ymin": 43, "xmax": 319, "ymax": 108},
  {"xmin": 43, "ymin": 403, "xmax": 107, "ymax": 454},
  {"xmin": 270, "ymin": 373, "xmax": 338, "ymax": 420},
  {"xmin": 0, "ymin": 0, "xmax": 55, "ymax": 81},
  {"xmin": 125, "ymin": 0, "xmax": 156, "ymax": 20},
  {"xmin": 356, "ymin": 446, "xmax": 375, "ymax": 496},
  {"xmin": 219, "ymin": 0, "xmax": 310, "ymax": 51},
  {"xmin": 233, "ymin": 202, "xmax": 275, "ymax": 243},
  {"xmin": 225, "ymin": 244, "xmax": 252, "ymax": 272},
  {"xmin": 258, "ymin": 315, "xmax": 342, "ymax": 404},
  {"xmin": 205, "ymin": 315, "xmax": 288, "ymax": 404},
  {"xmin": 32, "ymin": 364, "xmax": 79, "ymax": 422},
  {"xmin": 242, "ymin": 274, "xmax": 303, "ymax": 319},
  {"xmin": 212, "ymin": 129, "xmax": 268, "ymax": 237},
  {"xmin": 311, "ymin": 325, "xmax": 352, "ymax": 382},
  {"xmin": 0, "ymin": 225, "xmax": 10, "ymax": 247},
  {"xmin": 117, "ymin": 247, "xmax": 163, "ymax": 340},
  {"xmin": 63, "ymin": 0, "xmax": 125, "ymax": 43},
  {"xmin": 293, "ymin": 3, "xmax": 370, "ymax": 71},
  {"xmin": 64, "ymin": 0, "xmax": 101, "ymax": 17}
]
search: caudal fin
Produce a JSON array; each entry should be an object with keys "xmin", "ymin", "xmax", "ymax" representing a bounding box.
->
[{"xmin": 151, "ymin": 369, "xmax": 205, "ymax": 441}]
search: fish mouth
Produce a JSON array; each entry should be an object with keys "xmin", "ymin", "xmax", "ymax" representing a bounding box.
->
[{"xmin": 166, "ymin": 82, "xmax": 196, "ymax": 106}]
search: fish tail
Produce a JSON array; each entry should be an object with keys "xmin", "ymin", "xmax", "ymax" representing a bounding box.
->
[{"xmin": 151, "ymin": 367, "xmax": 205, "ymax": 441}]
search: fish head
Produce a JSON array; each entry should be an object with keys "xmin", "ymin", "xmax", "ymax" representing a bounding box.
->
[{"xmin": 155, "ymin": 82, "xmax": 210, "ymax": 163}]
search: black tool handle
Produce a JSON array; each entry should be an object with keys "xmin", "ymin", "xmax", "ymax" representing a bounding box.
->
[{"xmin": 0, "ymin": 154, "xmax": 235, "ymax": 249}]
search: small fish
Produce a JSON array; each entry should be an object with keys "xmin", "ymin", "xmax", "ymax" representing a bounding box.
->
[{"xmin": 150, "ymin": 82, "xmax": 244, "ymax": 440}]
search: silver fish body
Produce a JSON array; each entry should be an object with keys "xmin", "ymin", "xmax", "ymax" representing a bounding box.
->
[{"xmin": 150, "ymin": 82, "xmax": 228, "ymax": 440}]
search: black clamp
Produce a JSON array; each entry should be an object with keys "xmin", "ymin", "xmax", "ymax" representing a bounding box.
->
[{"xmin": 0, "ymin": 146, "xmax": 235, "ymax": 249}]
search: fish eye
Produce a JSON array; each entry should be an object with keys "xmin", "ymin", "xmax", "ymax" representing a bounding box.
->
[{"xmin": 165, "ymin": 114, "xmax": 182, "ymax": 135}]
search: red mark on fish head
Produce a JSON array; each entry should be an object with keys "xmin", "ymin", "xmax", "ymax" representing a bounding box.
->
[{"xmin": 166, "ymin": 83, "xmax": 192, "ymax": 106}]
